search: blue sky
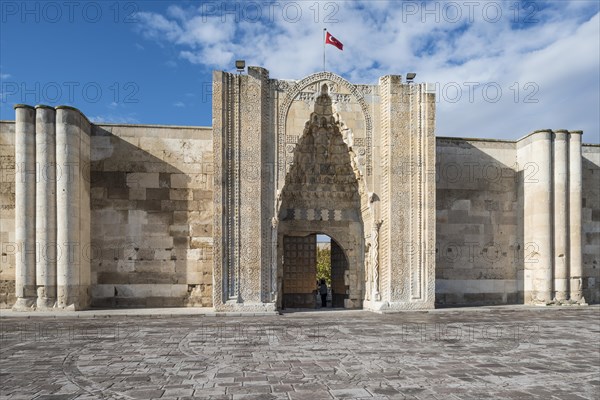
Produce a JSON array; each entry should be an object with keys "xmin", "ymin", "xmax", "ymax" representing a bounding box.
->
[{"xmin": 1, "ymin": 0, "xmax": 599, "ymax": 142}]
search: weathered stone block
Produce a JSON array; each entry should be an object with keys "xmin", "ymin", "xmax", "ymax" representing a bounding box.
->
[
  {"xmin": 173, "ymin": 236, "xmax": 189, "ymax": 246},
  {"xmin": 170, "ymin": 189, "xmax": 193, "ymax": 201},
  {"xmin": 190, "ymin": 237, "xmax": 214, "ymax": 250},
  {"xmin": 127, "ymin": 172, "xmax": 160, "ymax": 188},
  {"xmin": 96, "ymin": 171, "xmax": 127, "ymax": 188},
  {"xmin": 191, "ymin": 224, "xmax": 212, "ymax": 236},
  {"xmin": 193, "ymin": 190, "xmax": 212, "ymax": 200},
  {"xmin": 136, "ymin": 200, "xmax": 162, "ymax": 211},
  {"xmin": 97, "ymin": 272, "xmax": 128, "ymax": 284},
  {"xmin": 163, "ymin": 297, "xmax": 185, "ymax": 307},
  {"xmin": 107, "ymin": 187, "xmax": 129, "ymax": 200},
  {"xmin": 160, "ymin": 200, "xmax": 190, "ymax": 211},
  {"xmin": 159, "ymin": 172, "xmax": 171, "ymax": 188},
  {"xmin": 91, "ymin": 187, "xmax": 106, "ymax": 199},
  {"xmin": 169, "ymin": 224, "xmax": 190, "ymax": 237},
  {"xmin": 154, "ymin": 249, "xmax": 174, "ymax": 261},
  {"xmin": 170, "ymin": 174, "xmax": 190, "ymax": 188},
  {"xmin": 128, "ymin": 188, "xmax": 146, "ymax": 200},
  {"xmin": 144, "ymin": 188, "xmax": 168, "ymax": 200}
]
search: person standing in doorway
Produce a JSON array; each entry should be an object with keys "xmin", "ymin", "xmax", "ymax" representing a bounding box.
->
[{"xmin": 319, "ymin": 279, "xmax": 328, "ymax": 308}]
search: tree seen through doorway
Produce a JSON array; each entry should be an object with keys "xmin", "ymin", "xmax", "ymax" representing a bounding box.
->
[{"xmin": 316, "ymin": 235, "xmax": 331, "ymax": 286}]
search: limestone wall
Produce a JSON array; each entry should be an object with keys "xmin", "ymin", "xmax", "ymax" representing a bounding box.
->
[
  {"xmin": 90, "ymin": 123, "xmax": 214, "ymax": 308},
  {"xmin": 1, "ymin": 118, "xmax": 215, "ymax": 309},
  {"xmin": 435, "ymin": 138, "xmax": 521, "ymax": 305},
  {"xmin": 2, "ymin": 106, "xmax": 94, "ymax": 311},
  {"xmin": 0, "ymin": 121, "xmax": 16, "ymax": 307},
  {"xmin": 436, "ymin": 136, "xmax": 599, "ymax": 306},
  {"xmin": 1, "ymin": 113, "xmax": 597, "ymax": 309},
  {"xmin": 582, "ymin": 144, "xmax": 600, "ymax": 303}
]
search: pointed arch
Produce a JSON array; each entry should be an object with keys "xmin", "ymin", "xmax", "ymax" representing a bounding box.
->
[
  {"xmin": 276, "ymin": 72, "xmax": 374, "ymax": 223},
  {"xmin": 277, "ymin": 73, "xmax": 372, "ymax": 174}
]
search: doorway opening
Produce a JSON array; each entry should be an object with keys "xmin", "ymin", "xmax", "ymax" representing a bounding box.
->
[
  {"xmin": 317, "ymin": 234, "xmax": 350, "ymax": 308},
  {"xmin": 282, "ymin": 233, "xmax": 349, "ymax": 309}
]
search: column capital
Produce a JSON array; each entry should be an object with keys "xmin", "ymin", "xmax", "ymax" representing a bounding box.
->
[
  {"xmin": 35, "ymin": 104, "xmax": 55, "ymax": 110},
  {"xmin": 554, "ymin": 129, "xmax": 569, "ymax": 138},
  {"xmin": 13, "ymin": 104, "xmax": 35, "ymax": 110}
]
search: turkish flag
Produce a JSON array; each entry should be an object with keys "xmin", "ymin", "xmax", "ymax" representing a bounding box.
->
[{"xmin": 325, "ymin": 32, "xmax": 343, "ymax": 50}]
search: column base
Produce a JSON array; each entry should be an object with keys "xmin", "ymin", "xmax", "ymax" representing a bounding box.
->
[
  {"xmin": 569, "ymin": 277, "xmax": 583, "ymax": 301},
  {"xmin": 36, "ymin": 286, "xmax": 57, "ymax": 309},
  {"xmin": 533, "ymin": 298, "xmax": 588, "ymax": 306},
  {"xmin": 12, "ymin": 297, "xmax": 36, "ymax": 311},
  {"xmin": 559, "ymin": 297, "xmax": 588, "ymax": 306},
  {"xmin": 524, "ymin": 290, "xmax": 553, "ymax": 305},
  {"xmin": 553, "ymin": 290, "xmax": 568, "ymax": 302},
  {"xmin": 36, "ymin": 297, "xmax": 57, "ymax": 310},
  {"xmin": 56, "ymin": 285, "xmax": 91, "ymax": 310}
]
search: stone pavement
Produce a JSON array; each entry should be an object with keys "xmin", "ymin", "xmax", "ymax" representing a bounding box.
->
[{"xmin": 1, "ymin": 306, "xmax": 599, "ymax": 399}]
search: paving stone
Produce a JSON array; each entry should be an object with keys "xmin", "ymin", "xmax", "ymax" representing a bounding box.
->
[
  {"xmin": 271, "ymin": 384, "xmax": 293, "ymax": 392},
  {"xmin": 162, "ymin": 387, "xmax": 194, "ymax": 397},
  {"xmin": 124, "ymin": 389, "xmax": 165, "ymax": 399},
  {"xmin": 226, "ymin": 385, "xmax": 272, "ymax": 395},
  {"xmin": 293, "ymin": 383, "xmax": 328, "ymax": 391},
  {"xmin": 330, "ymin": 388, "xmax": 373, "ymax": 398},
  {"xmin": 231, "ymin": 395, "xmax": 281, "ymax": 400},
  {"xmin": 288, "ymin": 390, "xmax": 333, "ymax": 399},
  {"xmin": 0, "ymin": 308, "xmax": 598, "ymax": 399}
]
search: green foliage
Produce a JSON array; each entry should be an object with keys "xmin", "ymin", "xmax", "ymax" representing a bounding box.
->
[{"xmin": 316, "ymin": 248, "xmax": 331, "ymax": 286}]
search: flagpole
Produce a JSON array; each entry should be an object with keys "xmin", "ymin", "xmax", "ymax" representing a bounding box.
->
[{"xmin": 323, "ymin": 28, "xmax": 326, "ymax": 72}]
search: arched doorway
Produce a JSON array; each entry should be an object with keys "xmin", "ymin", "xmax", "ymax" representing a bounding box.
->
[
  {"xmin": 329, "ymin": 237, "xmax": 349, "ymax": 308},
  {"xmin": 281, "ymin": 234, "xmax": 350, "ymax": 309},
  {"xmin": 276, "ymin": 84, "xmax": 365, "ymax": 309}
]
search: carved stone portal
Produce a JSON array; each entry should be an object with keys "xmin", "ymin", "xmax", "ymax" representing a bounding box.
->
[
  {"xmin": 278, "ymin": 84, "xmax": 364, "ymax": 309},
  {"xmin": 213, "ymin": 68, "xmax": 436, "ymax": 312}
]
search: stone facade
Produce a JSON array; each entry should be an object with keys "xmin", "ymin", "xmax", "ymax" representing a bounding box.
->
[
  {"xmin": 0, "ymin": 121, "xmax": 16, "ymax": 308},
  {"xmin": 8, "ymin": 105, "xmax": 91, "ymax": 310},
  {"xmin": 436, "ymin": 138, "xmax": 521, "ymax": 305},
  {"xmin": 582, "ymin": 144, "xmax": 600, "ymax": 303},
  {"xmin": 212, "ymin": 70, "xmax": 435, "ymax": 312},
  {"xmin": 436, "ymin": 137, "xmax": 600, "ymax": 305},
  {"xmin": 89, "ymin": 123, "xmax": 214, "ymax": 308},
  {"xmin": 0, "ymin": 68, "xmax": 598, "ymax": 311},
  {"xmin": 1, "ymin": 115, "xmax": 214, "ymax": 310}
]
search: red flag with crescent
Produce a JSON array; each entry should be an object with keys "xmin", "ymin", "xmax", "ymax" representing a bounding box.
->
[{"xmin": 325, "ymin": 32, "xmax": 343, "ymax": 50}]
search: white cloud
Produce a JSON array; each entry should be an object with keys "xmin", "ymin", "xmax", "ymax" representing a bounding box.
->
[
  {"xmin": 89, "ymin": 114, "xmax": 140, "ymax": 124},
  {"xmin": 173, "ymin": 101, "xmax": 185, "ymax": 108},
  {"xmin": 135, "ymin": 1, "xmax": 600, "ymax": 142},
  {"xmin": 135, "ymin": 11, "xmax": 183, "ymax": 42}
]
